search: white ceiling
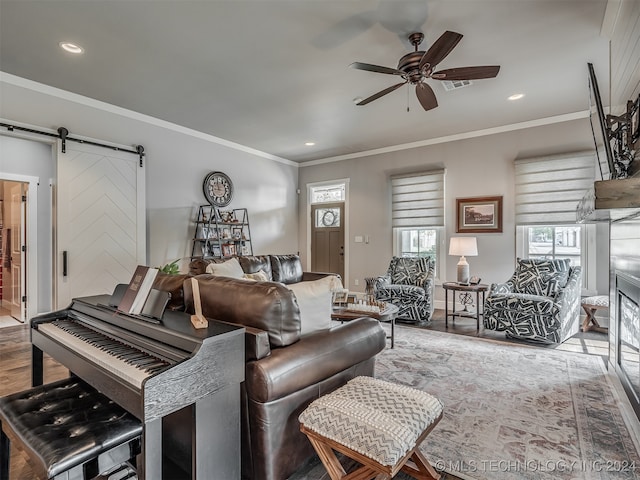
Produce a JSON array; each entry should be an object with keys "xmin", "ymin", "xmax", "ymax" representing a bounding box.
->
[{"xmin": 0, "ymin": 0, "xmax": 610, "ymax": 163}]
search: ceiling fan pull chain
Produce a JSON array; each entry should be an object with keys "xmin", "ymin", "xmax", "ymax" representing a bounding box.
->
[{"xmin": 407, "ymin": 86, "xmax": 410, "ymax": 112}]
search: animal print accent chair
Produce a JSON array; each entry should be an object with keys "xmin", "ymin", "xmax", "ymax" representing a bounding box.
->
[
  {"xmin": 371, "ymin": 256, "xmax": 435, "ymax": 324},
  {"xmin": 484, "ymin": 258, "xmax": 582, "ymax": 343}
]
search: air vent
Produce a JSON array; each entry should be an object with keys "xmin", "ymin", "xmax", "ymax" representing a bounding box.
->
[{"xmin": 441, "ymin": 79, "xmax": 472, "ymax": 91}]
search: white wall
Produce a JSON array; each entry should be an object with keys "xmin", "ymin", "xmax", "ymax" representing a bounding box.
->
[
  {"xmin": 0, "ymin": 77, "xmax": 300, "ymax": 275},
  {"xmin": 298, "ymin": 117, "xmax": 609, "ymax": 304}
]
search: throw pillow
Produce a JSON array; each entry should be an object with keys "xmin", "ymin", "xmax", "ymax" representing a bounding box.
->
[
  {"xmin": 243, "ymin": 270, "xmax": 270, "ymax": 282},
  {"xmin": 205, "ymin": 257, "xmax": 245, "ymax": 279},
  {"xmin": 287, "ymin": 276, "xmax": 333, "ymax": 336}
]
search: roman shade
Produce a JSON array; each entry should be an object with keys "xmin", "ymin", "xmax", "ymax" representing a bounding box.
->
[
  {"xmin": 391, "ymin": 170, "xmax": 445, "ymax": 227},
  {"xmin": 515, "ymin": 152, "xmax": 595, "ymax": 225}
]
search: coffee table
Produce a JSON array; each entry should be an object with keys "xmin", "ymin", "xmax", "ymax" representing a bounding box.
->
[{"xmin": 331, "ymin": 303, "xmax": 399, "ymax": 348}]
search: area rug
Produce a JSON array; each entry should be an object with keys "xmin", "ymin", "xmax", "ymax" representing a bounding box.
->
[{"xmin": 370, "ymin": 327, "xmax": 640, "ymax": 480}]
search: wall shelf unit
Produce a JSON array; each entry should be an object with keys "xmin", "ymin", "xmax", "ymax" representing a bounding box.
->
[{"xmin": 191, "ymin": 205, "xmax": 252, "ymax": 259}]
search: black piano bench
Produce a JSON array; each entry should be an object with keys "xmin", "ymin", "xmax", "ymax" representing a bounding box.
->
[{"xmin": 0, "ymin": 377, "xmax": 142, "ymax": 480}]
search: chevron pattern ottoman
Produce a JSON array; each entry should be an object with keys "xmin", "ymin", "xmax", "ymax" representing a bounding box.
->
[{"xmin": 299, "ymin": 376, "xmax": 444, "ymax": 480}]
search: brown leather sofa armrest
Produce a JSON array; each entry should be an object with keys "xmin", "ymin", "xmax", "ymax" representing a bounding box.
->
[
  {"xmin": 212, "ymin": 319, "xmax": 271, "ymax": 361},
  {"xmin": 245, "ymin": 318, "xmax": 385, "ymax": 403}
]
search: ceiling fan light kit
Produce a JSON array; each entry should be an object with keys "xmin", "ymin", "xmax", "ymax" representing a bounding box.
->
[{"xmin": 350, "ymin": 30, "xmax": 500, "ymax": 111}]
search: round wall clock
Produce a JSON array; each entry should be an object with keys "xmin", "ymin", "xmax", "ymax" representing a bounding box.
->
[{"xmin": 203, "ymin": 171, "xmax": 233, "ymax": 207}]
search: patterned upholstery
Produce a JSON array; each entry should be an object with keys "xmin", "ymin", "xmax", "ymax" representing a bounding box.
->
[
  {"xmin": 511, "ymin": 258, "xmax": 571, "ymax": 296},
  {"xmin": 298, "ymin": 376, "xmax": 443, "ymax": 467},
  {"xmin": 484, "ymin": 258, "xmax": 582, "ymax": 344},
  {"xmin": 371, "ymin": 256, "xmax": 435, "ymax": 324}
]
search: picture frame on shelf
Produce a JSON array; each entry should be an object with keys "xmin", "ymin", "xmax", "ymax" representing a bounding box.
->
[
  {"xmin": 203, "ymin": 243, "xmax": 221, "ymax": 258},
  {"xmin": 198, "ymin": 226, "xmax": 217, "ymax": 240},
  {"xmin": 456, "ymin": 196, "xmax": 503, "ymax": 233},
  {"xmin": 222, "ymin": 243, "xmax": 236, "ymax": 257},
  {"xmin": 221, "ymin": 228, "xmax": 231, "ymax": 239},
  {"xmin": 197, "ymin": 225, "xmax": 208, "ymax": 239},
  {"xmin": 219, "ymin": 210, "xmax": 235, "ymax": 223},
  {"xmin": 232, "ymin": 227, "xmax": 243, "ymax": 241},
  {"xmin": 241, "ymin": 245, "xmax": 251, "ymax": 255},
  {"xmin": 332, "ymin": 289, "xmax": 349, "ymax": 305}
]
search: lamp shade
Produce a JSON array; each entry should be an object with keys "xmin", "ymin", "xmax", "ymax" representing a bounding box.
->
[{"xmin": 449, "ymin": 237, "xmax": 478, "ymax": 257}]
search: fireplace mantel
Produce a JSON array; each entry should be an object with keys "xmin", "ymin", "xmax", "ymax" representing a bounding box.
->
[{"xmin": 577, "ymin": 177, "xmax": 640, "ymax": 223}]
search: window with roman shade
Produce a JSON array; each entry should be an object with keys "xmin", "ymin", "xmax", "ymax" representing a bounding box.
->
[
  {"xmin": 390, "ymin": 170, "xmax": 445, "ymax": 276},
  {"xmin": 514, "ymin": 151, "xmax": 596, "ymax": 225},
  {"xmin": 391, "ymin": 169, "xmax": 445, "ymax": 227},
  {"xmin": 514, "ymin": 151, "xmax": 597, "ymax": 292}
]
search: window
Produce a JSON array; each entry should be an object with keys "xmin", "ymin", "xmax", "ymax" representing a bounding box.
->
[
  {"xmin": 394, "ymin": 227, "xmax": 441, "ymax": 271},
  {"xmin": 391, "ymin": 170, "xmax": 445, "ymax": 278},
  {"xmin": 514, "ymin": 152, "xmax": 596, "ymax": 292},
  {"xmin": 395, "ymin": 228, "xmax": 438, "ymax": 257},
  {"xmin": 517, "ymin": 224, "xmax": 595, "ymax": 291},
  {"xmin": 522, "ymin": 225, "xmax": 582, "ymax": 267},
  {"xmin": 310, "ymin": 183, "xmax": 345, "ymax": 203}
]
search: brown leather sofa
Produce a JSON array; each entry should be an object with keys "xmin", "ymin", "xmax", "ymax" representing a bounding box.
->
[
  {"xmin": 189, "ymin": 253, "xmax": 333, "ymax": 284},
  {"xmin": 179, "ymin": 274, "xmax": 386, "ymax": 480}
]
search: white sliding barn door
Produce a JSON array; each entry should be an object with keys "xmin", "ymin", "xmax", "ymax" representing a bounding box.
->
[{"xmin": 56, "ymin": 142, "xmax": 145, "ymax": 309}]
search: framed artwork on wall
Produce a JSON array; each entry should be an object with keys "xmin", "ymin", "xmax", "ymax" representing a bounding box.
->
[{"xmin": 456, "ymin": 196, "xmax": 503, "ymax": 233}]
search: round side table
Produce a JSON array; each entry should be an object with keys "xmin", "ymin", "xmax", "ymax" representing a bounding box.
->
[{"xmin": 442, "ymin": 282, "xmax": 489, "ymax": 330}]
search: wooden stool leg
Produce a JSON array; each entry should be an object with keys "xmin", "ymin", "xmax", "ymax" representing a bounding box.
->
[
  {"xmin": 582, "ymin": 305, "xmax": 608, "ymax": 333},
  {"xmin": 307, "ymin": 435, "xmax": 348, "ymax": 480},
  {"xmin": 413, "ymin": 449, "xmax": 440, "ymax": 479}
]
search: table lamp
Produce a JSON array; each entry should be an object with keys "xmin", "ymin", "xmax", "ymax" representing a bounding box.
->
[{"xmin": 449, "ymin": 237, "xmax": 478, "ymax": 285}]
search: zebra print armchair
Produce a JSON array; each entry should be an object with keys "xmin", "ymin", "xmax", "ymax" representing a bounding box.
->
[
  {"xmin": 483, "ymin": 258, "xmax": 582, "ymax": 343},
  {"xmin": 370, "ymin": 256, "xmax": 435, "ymax": 324}
]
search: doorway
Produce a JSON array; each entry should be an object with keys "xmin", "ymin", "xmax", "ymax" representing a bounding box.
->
[
  {"xmin": 0, "ymin": 180, "xmax": 26, "ymax": 322},
  {"xmin": 311, "ymin": 202, "xmax": 345, "ymax": 278},
  {"xmin": 308, "ymin": 181, "xmax": 349, "ymax": 282},
  {"xmin": 1, "ymin": 134, "xmax": 53, "ymax": 325}
]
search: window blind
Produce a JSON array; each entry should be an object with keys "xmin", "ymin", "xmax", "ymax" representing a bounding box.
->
[
  {"xmin": 515, "ymin": 152, "xmax": 595, "ymax": 225},
  {"xmin": 391, "ymin": 170, "xmax": 445, "ymax": 227}
]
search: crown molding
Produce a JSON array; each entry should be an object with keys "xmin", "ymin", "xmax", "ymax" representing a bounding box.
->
[
  {"xmin": 300, "ymin": 111, "xmax": 589, "ymax": 167},
  {"xmin": 0, "ymin": 72, "xmax": 297, "ymax": 167}
]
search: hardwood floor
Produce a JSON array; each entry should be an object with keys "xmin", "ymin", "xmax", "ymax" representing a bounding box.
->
[{"xmin": 0, "ymin": 325, "xmax": 68, "ymax": 479}]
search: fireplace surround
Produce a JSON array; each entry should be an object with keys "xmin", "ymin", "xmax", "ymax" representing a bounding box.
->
[
  {"xmin": 615, "ymin": 271, "xmax": 640, "ymax": 418},
  {"xmin": 607, "ymin": 209, "xmax": 640, "ymax": 420}
]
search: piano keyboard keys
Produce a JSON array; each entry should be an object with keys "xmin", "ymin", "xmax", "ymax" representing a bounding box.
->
[{"xmin": 37, "ymin": 318, "xmax": 172, "ymax": 388}]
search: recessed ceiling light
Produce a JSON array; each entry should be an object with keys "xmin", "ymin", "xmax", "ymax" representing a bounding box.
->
[
  {"xmin": 305, "ymin": 142, "xmax": 316, "ymax": 146},
  {"xmin": 508, "ymin": 93, "xmax": 525, "ymax": 101},
  {"xmin": 59, "ymin": 42, "xmax": 84, "ymax": 54}
]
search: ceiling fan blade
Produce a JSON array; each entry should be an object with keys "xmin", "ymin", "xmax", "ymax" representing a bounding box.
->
[
  {"xmin": 432, "ymin": 65, "xmax": 501, "ymax": 80},
  {"xmin": 350, "ymin": 62, "xmax": 404, "ymax": 75},
  {"xmin": 415, "ymin": 83, "xmax": 438, "ymax": 111},
  {"xmin": 357, "ymin": 82, "xmax": 407, "ymax": 105},
  {"xmin": 419, "ymin": 31, "xmax": 463, "ymax": 70}
]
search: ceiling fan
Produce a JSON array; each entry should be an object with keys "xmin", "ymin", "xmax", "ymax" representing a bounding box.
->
[{"xmin": 350, "ymin": 31, "xmax": 500, "ymax": 111}]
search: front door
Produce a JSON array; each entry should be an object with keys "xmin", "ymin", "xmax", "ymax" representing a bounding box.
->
[{"xmin": 311, "ymin": 202, "xmax": 344, "ymax": 278}]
